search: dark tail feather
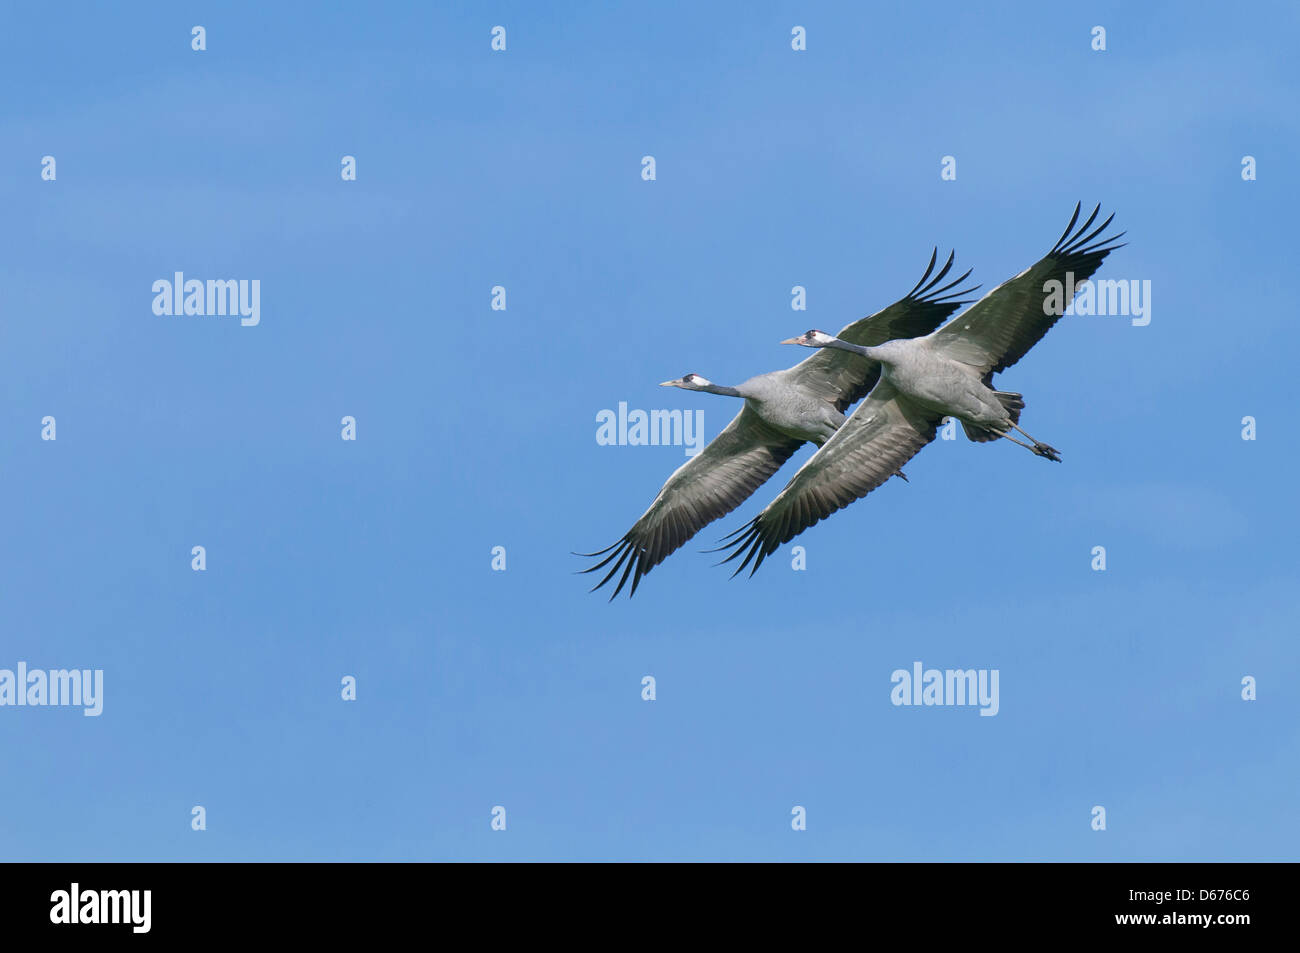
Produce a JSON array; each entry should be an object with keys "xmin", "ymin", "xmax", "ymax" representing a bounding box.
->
[
  {"xmin": 993, "ymin": 390, "xmax": 1024, "ymax": 424},
  {"xmin": 962, "ymin": 391, "xmax": 1025, "ymax": 442},
  {"xmin": 961, "ymin": 420, "xmax": 1000, "ymax": 443}
]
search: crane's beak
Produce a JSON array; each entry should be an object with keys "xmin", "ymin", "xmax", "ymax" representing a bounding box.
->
[
  {"xmin": 780, "ymin": 336, "xmax": 804, "ymax": 346},
  {"xmin": 659, "ymin": 379, "xmax": 678, "ymax": 387}
]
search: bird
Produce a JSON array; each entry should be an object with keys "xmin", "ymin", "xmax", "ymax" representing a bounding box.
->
[
  {"xmin": 716, "ymin": 202, "xmax": 1124, "ymax": 577},
  {"xmin": 577, "ymin": 249, "xmax": 979, "ymax": 598}
]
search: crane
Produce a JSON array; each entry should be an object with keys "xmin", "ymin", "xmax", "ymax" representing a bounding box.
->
[{"xmin": 716, "ymin": 203, "xmax": 1124, "ymax": 577}]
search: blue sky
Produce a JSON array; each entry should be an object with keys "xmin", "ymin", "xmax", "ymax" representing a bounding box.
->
[{"xmin": 1, "ymin": 1, "xmax": 1297, "ymax": 860}]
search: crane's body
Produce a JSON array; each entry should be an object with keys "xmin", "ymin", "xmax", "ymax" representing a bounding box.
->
[
  {"xmin": 712, "ymin": 370, "xmax": 848, "ymax": 445},
  {"xmin": 809, "ymin": 334, "xmax": 1039, "ymax": 449},
  {"xmin": 870, "ymin": 340, "xmax": 1002, "ymax": 425}
]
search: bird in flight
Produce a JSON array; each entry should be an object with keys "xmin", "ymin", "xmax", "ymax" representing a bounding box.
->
[
  {"xmin": 577, "ymin": 250, "xmax": 978, "ymax": 598},
  {"xmin": 716, "ymin": 203, "xmax": 1124, "ymax": 577}
]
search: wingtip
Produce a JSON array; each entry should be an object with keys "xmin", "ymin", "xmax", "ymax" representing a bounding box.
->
[
  {"xmin": 906, "ymin": 247, "xmax": 942, "ymax": 298},
  {"xmin": 1052, "ymin": 202, "xmax": 1084, "ymax": 253}
]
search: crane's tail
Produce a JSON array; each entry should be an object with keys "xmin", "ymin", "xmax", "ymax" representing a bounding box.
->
[
  {"xmin": 961, "ymin": 391, "xmax": 1024, "ymax": 442},
  {"xmin": 993, "ymin": 390, "xmax": 1024, "ymax": 423}
]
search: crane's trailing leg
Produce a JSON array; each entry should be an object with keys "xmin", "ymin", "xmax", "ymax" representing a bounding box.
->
[{"xmin": 1001, "ymin": 423, "xmax": 1061, "ymax": 462}]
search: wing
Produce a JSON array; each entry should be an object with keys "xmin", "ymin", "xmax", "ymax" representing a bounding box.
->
[
  {"xmin": 578, "ymin": 405, "xmax": 804, "ymax": 598},
  {"xmin": 930, "ymin": 203, "xmax": 1125, "ymax": 377},
  {"xmin": 715, "ymin": 383, "xmax": 942, "ymax": 576},
  {"xmin": 785, "ymin": 249, "xmax": 979, "ymax": 412}
]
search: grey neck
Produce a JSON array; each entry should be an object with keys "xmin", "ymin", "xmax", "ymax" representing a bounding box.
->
[
  {"xmin": 824, "ymin": 338, "xmax": 880, "ymax": 360},
  {"xmin": 699, "ymin": 383, "xmax": 743, "ymax": 398}
]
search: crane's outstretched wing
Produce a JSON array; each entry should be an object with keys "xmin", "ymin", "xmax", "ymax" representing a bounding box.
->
[
  {"xmin": 930, "ymin": 203, "xmax": 1125, "ymax": 376},
  {"xmin": 786, "ymin": 249, "xmax": 979, "ymax": 411},
  {"xmin": 714, "ymin": 384, "xmax": 942, "ymax": 577},
  {"xmin": 578, "ymin": 405, "xmax": 803, "ymax": 598}
]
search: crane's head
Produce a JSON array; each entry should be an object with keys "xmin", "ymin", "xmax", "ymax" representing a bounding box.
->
[
  {"xmin": 660, "ymin": 373, "xmax": 712, "ymax": 390},
  {"xmin": 781, "ymin": 329, "xmax": 837, "ymax": 348}
]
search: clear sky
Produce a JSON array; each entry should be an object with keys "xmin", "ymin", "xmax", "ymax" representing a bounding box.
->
[{"xmin": 2, "ymin": 1, "xmax": 1296, "ymax": 860}]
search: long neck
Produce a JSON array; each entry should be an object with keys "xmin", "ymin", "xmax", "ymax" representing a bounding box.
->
[
  {"xmin": 825, "ymin": 338, "xmax": 883, "ymax": 361},
  {"xmin": 699, "ymin": 383, "xmax": 743, "ymax": 398}
]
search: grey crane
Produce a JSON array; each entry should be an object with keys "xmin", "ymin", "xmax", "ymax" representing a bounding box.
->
[
  {"xmin": 577, "ymin": 250, "xmax": 979, "ymax": 598},
  {"xmin": 716, "ymin": 203, "xmax": 1124, "ymax": 577}
]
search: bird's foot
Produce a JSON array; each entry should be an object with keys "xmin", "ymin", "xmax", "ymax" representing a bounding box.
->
[
  {"xmin": 894, "ymin": 469, "xmax": 909, "ymax": 482},
  {"xmin": 1032, "ymin": 442, "xmax": 1062, "ymax": 463}
]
